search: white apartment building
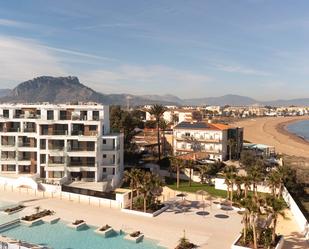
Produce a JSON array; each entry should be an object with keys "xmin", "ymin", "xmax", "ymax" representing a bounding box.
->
[
  {"xmin": 173, "ymin": 121, "xmax": 243, "ymax": 161},
  {"xmin": 0, "ymin": 103, "xmax": 124, "ymax": 189}
]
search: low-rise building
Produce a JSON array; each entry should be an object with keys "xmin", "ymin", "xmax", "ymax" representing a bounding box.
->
[{"xmin": 173, "ymin": 121, "xmax": 243, "ymax": 161}]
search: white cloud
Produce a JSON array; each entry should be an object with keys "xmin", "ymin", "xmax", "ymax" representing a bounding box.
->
[
  {"xmin": 0, "ymin": 35, "xmax": 67, "ymax": 86},
  {"xmin": 214, "ymin": 63, "xmax": 270, "ymax": 76},
  {"xmin": 0, "ymin": 18, "xmax": 28, "ymax": 28},
  {"xmin": 80, "ymin": 65, "xmax": 211, "ymax": 96}
]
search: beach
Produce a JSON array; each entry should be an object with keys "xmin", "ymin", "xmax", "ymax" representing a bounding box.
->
[{"xmin": 234, "ymin": 116, "xmax": 309, "ymax": 158}]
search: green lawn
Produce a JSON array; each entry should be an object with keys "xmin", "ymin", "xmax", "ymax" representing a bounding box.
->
[{"xmin": 165, "ymin": 177, "xmax": 227, "ymax": 198}]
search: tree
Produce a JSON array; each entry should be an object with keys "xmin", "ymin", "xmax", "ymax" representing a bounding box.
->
[
  {"xmin": 227, "ymin": 138, "xmax": 236, "ymax": 161},
  {"xmin": 137, "ymin": 171, "xmax": 163, "ymax": 213},
  {"xmin": 266, "ymin": 196, "xmax": 286, "ymax": 244},
  {"xmin": 159, "ymin": 119, "xmax": 169, "ymax": 157},
  {"xmin": 171, "ymin": 157, "xmax": 185, "ymax": 189},
  {"xmin": 242, "ymin": 176, "xmax": 252, "ymax": 198},
  {"xmin": 124, "ymin": 168, "xmax": 143, "ymax": 209},
  {"xmin": 185, "ymin": 160, "xmax": 195, "ymax": 187},
  {"xmin": 247, "ymin": 165, "xmax": 263, "ymax": 197},
  {"xmin": 149, "ymin": 104, "xmax": 166, "ymax": 160},
  {"xmin": 224, "ymin": 165, "xmax": 237, "ymax": 201}
]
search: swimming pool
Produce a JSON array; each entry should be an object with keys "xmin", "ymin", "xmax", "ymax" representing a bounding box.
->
[{"xmin": 0, "ymin": 221, "xmax": 165, "ymax": 249}]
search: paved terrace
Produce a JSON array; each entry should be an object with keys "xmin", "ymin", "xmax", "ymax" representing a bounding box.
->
[
  {"xmin": 0, "ymin": 187, "xmax": 307, "ymax": 249},
  {"xmin": 0, "ymin": 188, "xmax": 242, "ymax": 249}
]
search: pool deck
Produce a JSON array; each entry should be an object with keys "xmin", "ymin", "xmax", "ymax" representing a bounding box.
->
[{"xmin": 0, "ymin": 188, "xmax": 242, "ymax": 249}]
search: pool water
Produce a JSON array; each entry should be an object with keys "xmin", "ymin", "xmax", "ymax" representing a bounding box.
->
[{"xmin": 0, "ymin": 221, "xmax": 165, "ymax": 249}]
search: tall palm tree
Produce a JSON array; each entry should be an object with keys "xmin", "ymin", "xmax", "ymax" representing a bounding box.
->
[
  {"xmin": 267, "ymin": 170, "xmax": 280, "ymax": 197},
  {"xmin": 266, "ymin": 196, "xmax": 286, "ymax": 244},
  {"xmin": 247, "ymin": 165, "xmax": 263, "ymax": 197},
  {"xmin": 124, "ymin": 168, "xmax": 142, "ymax": 209},
  {"xmin": 186, "ymin": 159, "xmax": 195, "ymax": 187},
  {"xmin": 227, "ymin": 138, "xmax": 236, "ymax": 161},
  {"xmin": 171, "ymin": 157, "xmax": 185, "ymax": 189},
  {"xmin": 242, "ymin": 176, "xmax": 252, "ymax": 198},
  {"xmin": 159, "ymin": 119, "xmax": 168, "ymax": 157},
  {"xmin": 149, "ymin": 104, "xmax": 166, "ymax": 160},
  {"xmin": 224, "ymin": 165, "xmax": 237, "ymax": 201}
]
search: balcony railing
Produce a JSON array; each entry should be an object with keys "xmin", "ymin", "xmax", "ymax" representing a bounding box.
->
[
  {"xmin": 1, "ymin": 143, "xmax": 15, "ymax": 147},
  {"xmin": 69, "ymin": 147, "xmax": 95, "ymax": 152},
  {"xmin": 18, "ymin": 143, "xmax": 35, "ymax": 147},
  {"xmin": 68, "ymin": 162, "xmax": 95, "ymax": 167}
]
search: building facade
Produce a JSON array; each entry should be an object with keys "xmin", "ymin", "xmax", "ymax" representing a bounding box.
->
[
  {"xmin": 173, "ymin": 121, "xmax": 243, "ymax": 161},
  {"xmin": 0, "ymin": 103, "xmax": 123, "ymax": 188}
]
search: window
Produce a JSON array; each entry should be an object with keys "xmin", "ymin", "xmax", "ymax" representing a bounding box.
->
[
  {"xmin": 103, "ymin": 168, "xmax": 106, "ymax": 173},
  {"xmin": 93, "ymin": 111, "xmax": 99, "ymax": 120},
  {"xmin": 103, "ymin": 139, "xmax": 106, "ymax": 144},
  {"xmin": 47, "ymin": 110, "xmax": 54, "ymax": 120},
  {"xmin": 3, "ymin": 110, "xmax": 9, "ymax": 118},
  {"xmin": 185, "ymin": 132, "xmax": 190, "ymax": 137},
  {"xmin": 103, "ymin": 154, "xmax": 107, "ymax": 158},
  {"xmin": 89, "ymin": 125, "xmax": 97, "ymax": 131}
]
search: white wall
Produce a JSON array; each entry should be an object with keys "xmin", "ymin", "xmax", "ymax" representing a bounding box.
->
[{"xmin": 282, "ymin": 187, "xmax": 309, "ymax": 237}]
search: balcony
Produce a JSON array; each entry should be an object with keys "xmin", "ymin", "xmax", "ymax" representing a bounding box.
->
[{"xmin": 24, "ymin": 128, "xmax": 36, "ymax": 133}]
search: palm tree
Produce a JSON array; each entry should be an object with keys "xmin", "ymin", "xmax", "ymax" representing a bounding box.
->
[
  {"xmin": 266, "ymin": 196, "xmax": 286, "ymax": 244},
  {"xmin": 227, "ymin": 138, "xmax": 236, "ymax": 161},
  {"xmin": 234, "ymin": 175, "xmax": 243, "ymax": 199},
  {"xmin": 171, "ymin": 157, "xmax": 184, "ymax": 189},
  {"xmin": 159, "ymin": 119, "xmax": 168, "ymax": 157},
  {"xmin": 124, "ymin": 168, "xmax": 143, "ymax": 209},
  {"xmin": 138, "ymin": 171, "xmax": 163, "ymax": 213},
  {"xmin": 186, "ymin": 160, "xmax": 195, "ymax": 187},
  {"xmin": 247, "ymin": 165, "xmax": 263, "ymax": 197},
  {"xmin": 149, "ymin": 104, "xmax": 166, "ymax": 160},
  {"xmin": 198, "ymin": 164, "xmax": 210, "ymax": 184},
  {"xmin": 242, "ymin": 176, "xmax": 252, "ymax": 198},
  {"xmin": 224, "ymin": 165, "xmax": 237, "ymax": 201},
  {"xmin": 267, "ymin": 170, "xmax": 280, "ymax": 197}
]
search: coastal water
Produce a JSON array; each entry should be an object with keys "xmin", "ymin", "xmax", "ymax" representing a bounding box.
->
[{"xmin": 286, "ymin": 120, "xmax": 309, "ymax": 141}]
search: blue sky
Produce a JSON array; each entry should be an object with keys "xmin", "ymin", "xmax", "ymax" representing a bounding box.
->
[{"xmin": 1, "ymin": 0, "xmax": 309, "ymax": 100}]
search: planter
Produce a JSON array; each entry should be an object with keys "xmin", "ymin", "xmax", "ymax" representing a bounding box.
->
[
  {"xmin": 121, "ymin": 205, "xmax": 169, "ymax": 217},
  {"xmin": 3, "ymin": 205, "xmax": 25, "ymax": 215},
  {"xmin": 21, "ymin": 218, "xmax": 43, "ymax": 226},
  {"xmin": 124, "ymin": 232, "xmax": 144, "ymax": 243},
  {"xmin": 67, "ymin": 220, "xmax": 87, "ymax": 230},
  {"xmin": 231, "ymin": 234, "xmax": 284, "ymax": 249},
  {"xmin": 94, "ymin": 226, "xmax": 114, "ymax": 237},
  {"xmin": 43, "ymin": 216, "xmax": 60, "ymax": 224}
]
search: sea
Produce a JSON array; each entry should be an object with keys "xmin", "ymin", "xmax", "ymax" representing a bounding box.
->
[{"xmin": 286, "ymin": 120, "xmax": 309, "ymax": 142}]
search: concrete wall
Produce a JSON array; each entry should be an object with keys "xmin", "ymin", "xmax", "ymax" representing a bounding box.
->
[{"xmin": 282, "ymin": 186, "xmax": 308, "ymax": 237}]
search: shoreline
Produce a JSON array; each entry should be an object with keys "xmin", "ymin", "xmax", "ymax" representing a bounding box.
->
[
  {"xmin": 275, "ymin": 118, "xmax": 309, "ymax": 147},
  {"xmin": 234, "ymin": 116, "xmax": 309, "ymax": 158}
]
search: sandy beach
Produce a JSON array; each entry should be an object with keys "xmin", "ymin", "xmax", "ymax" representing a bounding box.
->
[{"xmin": 234, "ymin": 116, "xmax": 309, "ymax": 158}]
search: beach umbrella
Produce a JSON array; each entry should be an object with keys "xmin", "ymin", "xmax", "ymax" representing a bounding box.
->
[{"xmin": 196, "ymin": 190, "xmax": 208, "ymax": 211}]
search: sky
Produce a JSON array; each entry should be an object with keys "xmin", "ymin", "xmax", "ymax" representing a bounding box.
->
[{"xmin": 1, "ymin": 0, "xmax": 309, "ymax": 100}]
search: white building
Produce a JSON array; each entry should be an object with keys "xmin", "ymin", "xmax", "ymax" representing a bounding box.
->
[
  {"xmin": 173, "ymin": 121, "xmax": 243, "ymax": 161},
  {"xmin": 0, "ymin": 103, "xmax": 124, "ymax": 189}
]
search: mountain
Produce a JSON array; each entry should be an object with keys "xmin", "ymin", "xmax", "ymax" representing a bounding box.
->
[
  {"xmin": 184, "ymin": 94, "xmax": 259, "ymax": 106},
  {"xmin": 140, "ymin": 94, "xmax": 183, "ymax": 104},
  {"xmin": 2, "ymin": 76, "xmax": 309, "ymax": 106},
  {"xmin": 0, "ymin": 76, "xmax": 175, "ymax": 106}
]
